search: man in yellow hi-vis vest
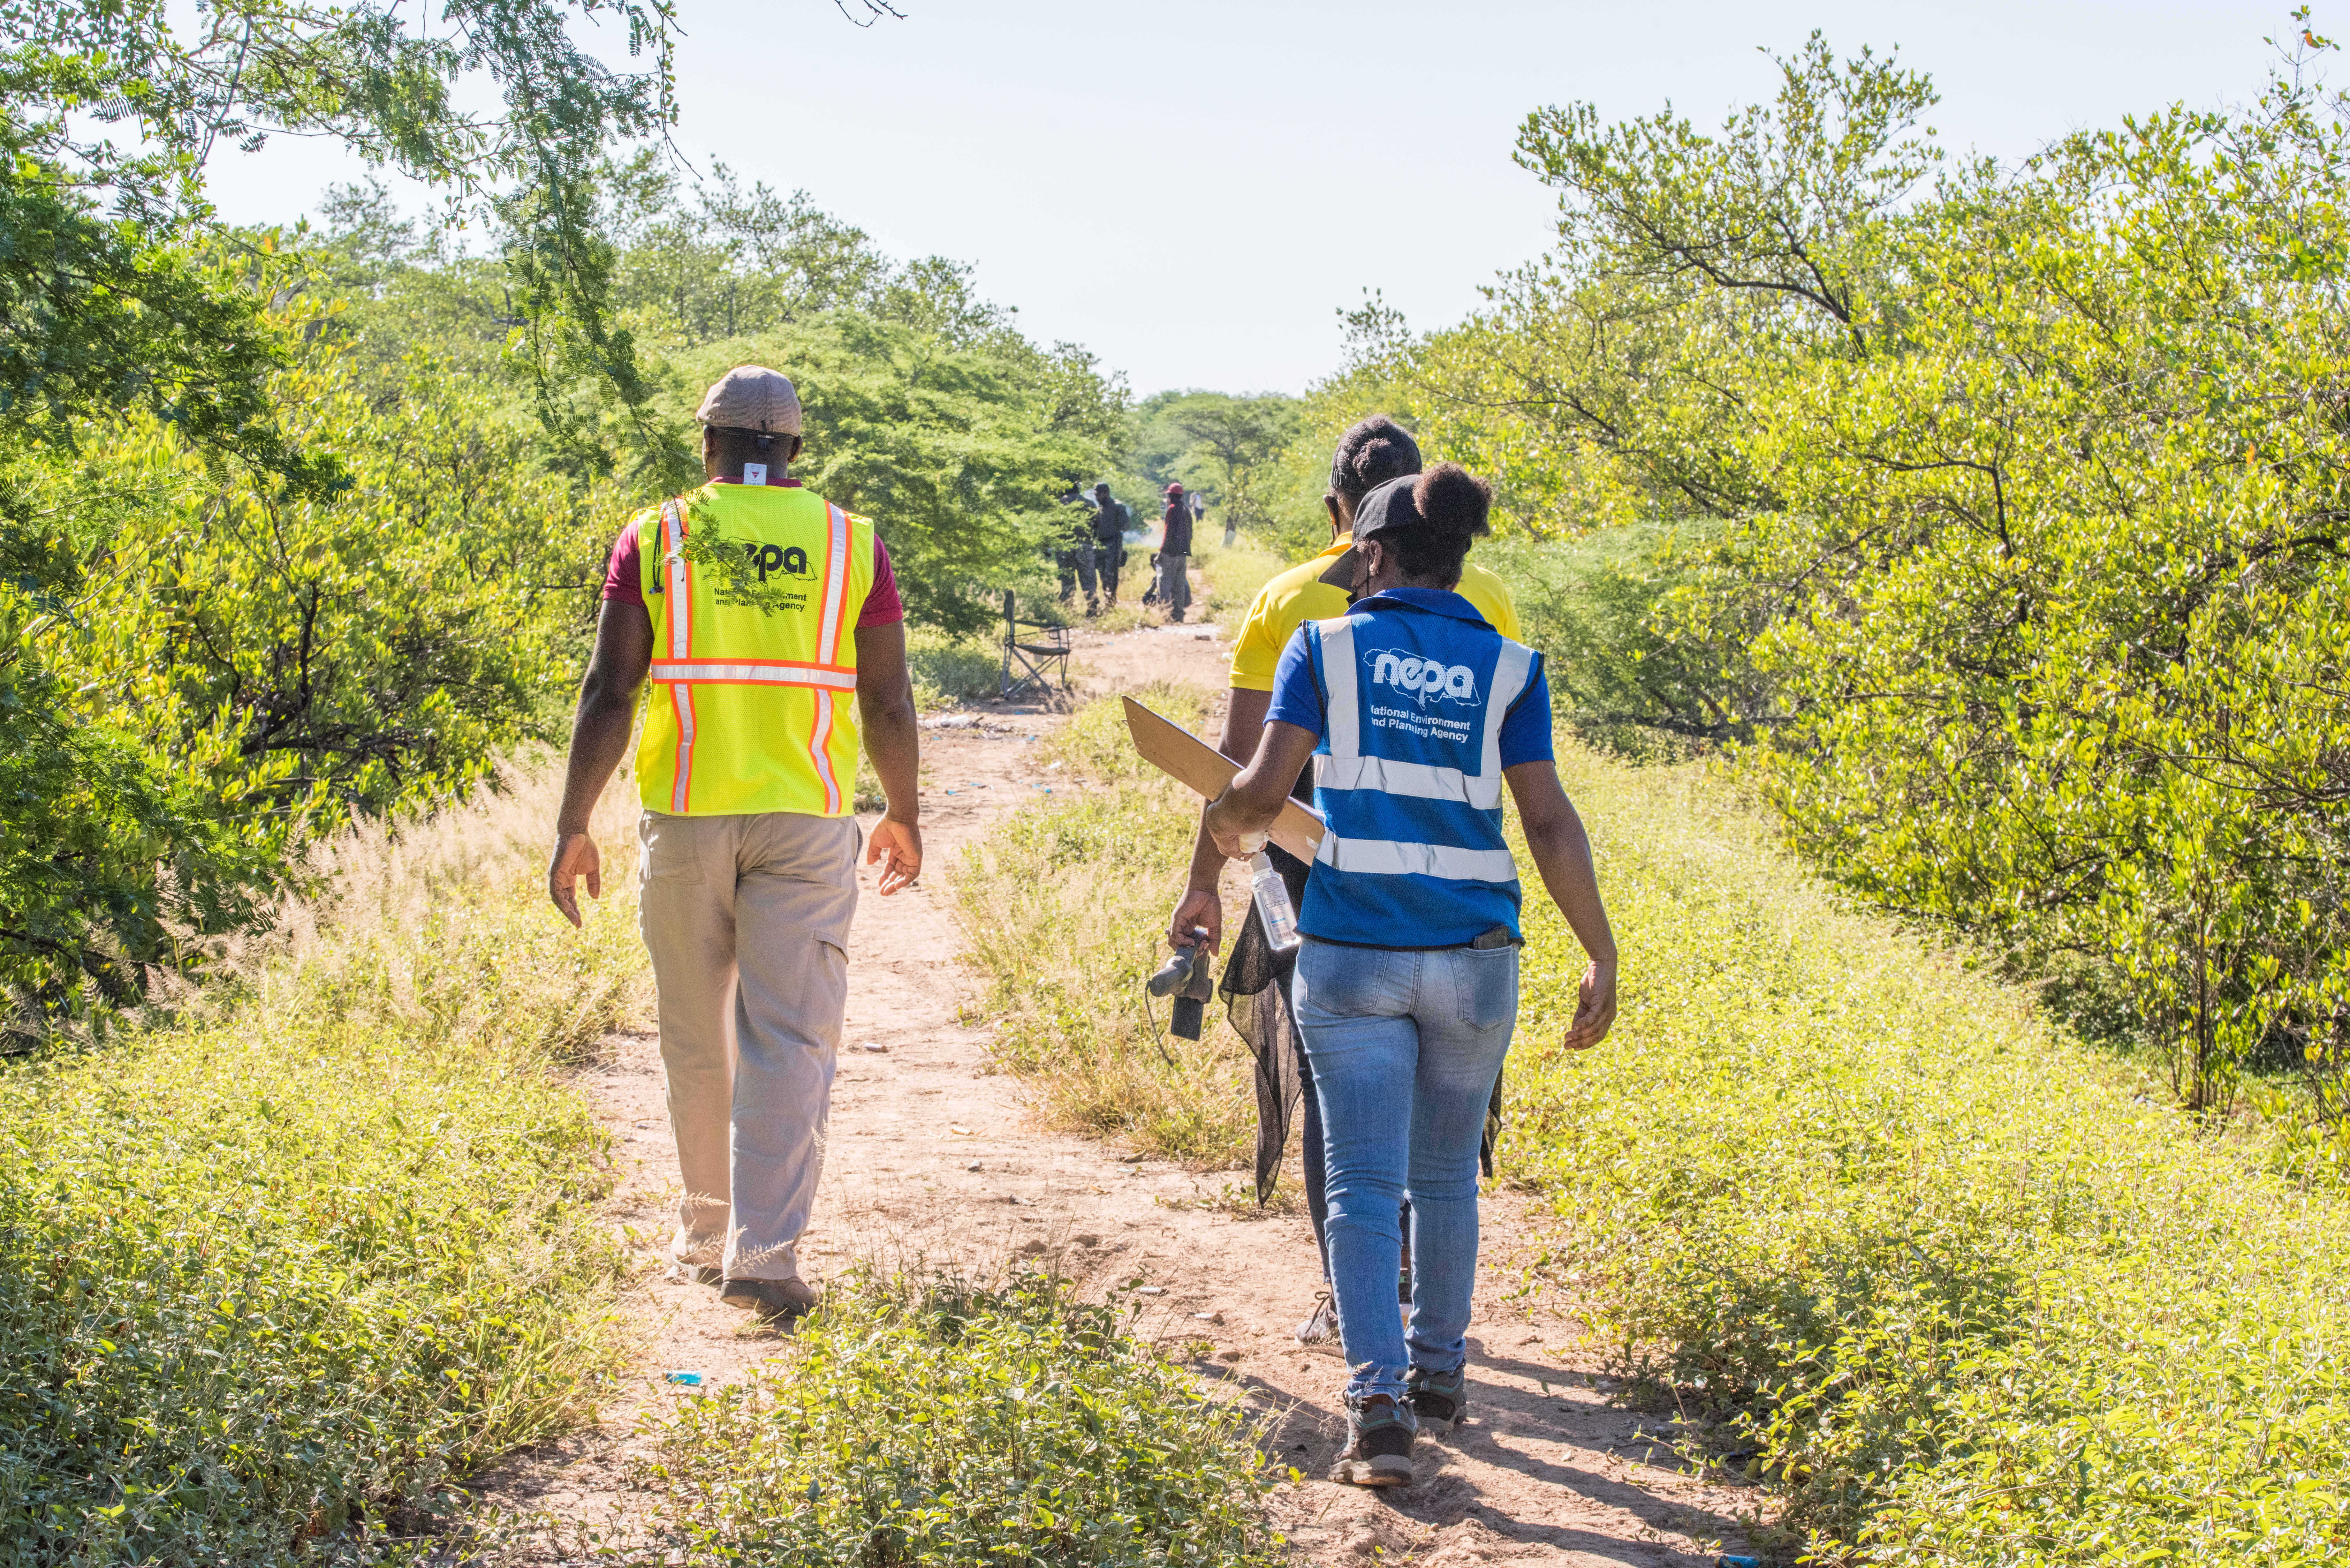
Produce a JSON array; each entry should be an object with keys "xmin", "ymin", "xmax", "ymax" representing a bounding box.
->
[{"xmin": 547, "ymin": 366, "xmax": 922, "ymax": 1324}]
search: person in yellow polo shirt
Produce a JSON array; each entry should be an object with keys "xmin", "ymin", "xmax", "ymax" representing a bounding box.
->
[{"xmin": 1164, "ymin": 414, "xmax": 1520, "ymax": 1343}]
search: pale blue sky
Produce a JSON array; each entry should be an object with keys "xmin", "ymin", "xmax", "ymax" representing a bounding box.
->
[{"xmin": 196, "ymin": 0, "xmax": 2309, "ymax": 396}]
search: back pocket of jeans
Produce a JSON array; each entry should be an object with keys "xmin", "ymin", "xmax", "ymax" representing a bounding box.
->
[
  {"xmin": 1296, "ymin": 941, "xmax": 1391, "ymax": 1018},
  {"xmin": 1453, "ymin": 946, "xmax": 1519, "ymax": 1031}
]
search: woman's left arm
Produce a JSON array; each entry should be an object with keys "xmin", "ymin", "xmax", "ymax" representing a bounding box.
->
[{"xmin": 1504, "ymin": 760, "xmax": 1619, "ymax": 1050}]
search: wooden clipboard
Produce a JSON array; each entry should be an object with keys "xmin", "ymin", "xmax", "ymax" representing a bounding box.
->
[{"xmin": 1121, "ymin": 696, "xmax": 1325, "ymax": 863}]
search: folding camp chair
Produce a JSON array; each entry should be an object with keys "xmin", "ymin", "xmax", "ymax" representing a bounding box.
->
[{"xmin": 1001, "ymin": 590, "xmax": 1072, "ymax": 700}]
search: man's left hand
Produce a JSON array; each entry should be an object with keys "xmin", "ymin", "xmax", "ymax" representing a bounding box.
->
[
  {"xmin": 868, "ymin": 818, "xmax": 922, "ymax": 895},
  {"xmin": 548, "ymin": 832, "xmax": 601, "ymax": 928}
]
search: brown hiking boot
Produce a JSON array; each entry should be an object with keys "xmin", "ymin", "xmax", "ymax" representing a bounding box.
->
[
  {"xmin": 1330, "ymin": 1393, "xmax": 1417, "ymax": 1487},
  {"xmin": 720, "ymin": 1276, "xmax": 820, "ymax": 1324}
]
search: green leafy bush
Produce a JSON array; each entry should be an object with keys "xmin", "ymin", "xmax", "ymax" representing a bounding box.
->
[
  {"xmin": 1507, "ymin": 745, "xmax": 2350, "ymax": 1564},
  {"xmin": 905, "ymin": 627, "xmax": 1005, "ymax": 713},
  {"xmin": 640, "ymin": 1272, "xmax": 1283, "ymax": 1567},
  {"xmin": 6, "ymin": 320, "xmax": 611, "ymax": 1030},
  {"xmin": 0, "ymin": 767, "xmax": 642, "ymax": 1561},
  {"xmin": 1479, "ymin": 524, "xmax": 1761, "ymax": 755}
]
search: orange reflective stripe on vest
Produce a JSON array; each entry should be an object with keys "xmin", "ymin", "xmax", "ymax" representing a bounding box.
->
[{"xmin": 633, "ymin": 483, "xmax": 877, "ymax": 818}]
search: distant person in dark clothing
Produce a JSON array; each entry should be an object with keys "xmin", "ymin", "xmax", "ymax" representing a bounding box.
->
[
  {"xmin": 1157, "ymin": 482, "xmax": 1194, "ymax": 622},
  {"xmin": 1055, "ymin": 486, "xmax": 1099, "ymax": 614},
  {"xmin": 1092, "ymin": 483, "xmax": 1131, "ymax": 603}
]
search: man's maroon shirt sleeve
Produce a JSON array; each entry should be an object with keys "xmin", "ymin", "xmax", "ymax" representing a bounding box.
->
[{"xmin": 600, "ymin": 516, "xmax": 906, "ymax": 627}]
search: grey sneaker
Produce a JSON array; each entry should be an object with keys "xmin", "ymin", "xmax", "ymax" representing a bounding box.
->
[
  {"xmin": 720, "ymin": 1276, "xmax": 820, "ymax": 1324},
  {"xmin": 1406, "ymin": 1364, "xmax": 1467, "ymax": 1434},
  {"xmin": 1294, "ymin": 1293, "xmax": 1339, "ymax": 1346},
  {"xmin": 1330, "ymin": 1393, "xmax": 1417, "ymax": 1487}
]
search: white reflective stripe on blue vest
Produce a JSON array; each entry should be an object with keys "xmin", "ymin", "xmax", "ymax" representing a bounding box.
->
[
  {"xmin": 1319, "ymin": 754, "xmax": 1504, "ymax": 810},
  {"xmin": 1481, "ymin": 638, "xmax": 1535, "ymax": 783},
  {"xmin": 1312, "ymin": 836, "xmax": 1521, "ymax": 881},
  {"xmin": 1321, "ymin": 615, "xmax": 1366, "ymax": 757}
]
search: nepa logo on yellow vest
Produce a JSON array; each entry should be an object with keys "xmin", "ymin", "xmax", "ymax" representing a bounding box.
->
[
  {"xmin": 732, "ymin": 539, "xmax": 818, "ymax": 584},
  {"xmin": 682, "ymin": 525, "xmax": 822, "ymax": 615}
]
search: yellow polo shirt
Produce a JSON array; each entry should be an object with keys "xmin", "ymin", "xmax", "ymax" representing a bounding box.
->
[{"xmin": 1228, "ymin": 532, "xmax": 1524, "ymax": 692}]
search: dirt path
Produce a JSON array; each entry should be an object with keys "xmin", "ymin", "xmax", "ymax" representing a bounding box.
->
[{"xmin": 477, "ymin": 609, "xmax": 1761, "ymax": 1567}]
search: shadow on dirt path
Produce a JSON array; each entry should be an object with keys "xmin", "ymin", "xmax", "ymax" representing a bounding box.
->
[{"xmin": 470, "ymin": 605, "xmax": 1763, "ymax": 1566}]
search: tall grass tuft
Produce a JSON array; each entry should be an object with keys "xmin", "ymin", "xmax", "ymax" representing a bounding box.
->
[
  {"xmin": 0, "ymin": 765, "xmax": 646, "ymax": 1562},
  {"xmin": 1195, "ymin": 541, "xmax": 1288, "ymax": 626},
  {"xmin": 641, "ymin": 1270, "xmax": 1284, "ymax": 1566},
  {"xmin": 950, "ymin": 689, "xmax": 1258, "ymax": 1165}
]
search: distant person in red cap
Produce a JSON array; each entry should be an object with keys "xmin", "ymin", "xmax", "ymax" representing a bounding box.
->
[{"xmin": 1156, "ymin": 482, "xmax": 1194, "ymax": 622}]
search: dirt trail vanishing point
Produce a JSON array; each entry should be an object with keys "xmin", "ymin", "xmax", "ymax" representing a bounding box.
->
[{"xmin": 478, "ymin": 607, "xmax": 1762, "ymax": 1567}]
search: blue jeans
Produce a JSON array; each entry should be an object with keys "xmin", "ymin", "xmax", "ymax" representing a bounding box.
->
[{"xmin": 1292, "ymin": 935, "xmax": 1518, "ymax": 1401}]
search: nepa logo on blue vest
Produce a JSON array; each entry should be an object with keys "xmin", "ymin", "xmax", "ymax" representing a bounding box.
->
[{"xmin": 1364, "ymin": 647, "xmax": 1478, "ymax": 705}]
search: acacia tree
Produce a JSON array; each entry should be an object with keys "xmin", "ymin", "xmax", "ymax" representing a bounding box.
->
[
  {"xmin": 0, "ymin": 0, "xmax": 898, "ymax": 1031},
  {"xmin": 1360, "ymin": 27, "xmax": 2350, "ymax": 1114},
  {"xmin": 1126, "ymin": 391, "xmax": 1298, "ymax": 537}
]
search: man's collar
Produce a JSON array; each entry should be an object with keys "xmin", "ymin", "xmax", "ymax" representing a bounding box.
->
[{"xmin": 1354, "ymin": 586, "xmax": 1493, "ymax": 627}]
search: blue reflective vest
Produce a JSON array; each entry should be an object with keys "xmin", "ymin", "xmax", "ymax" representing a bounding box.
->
[{"xmin": 1286, "ymin": 589, "xmax": 1543, "ymax": 948}]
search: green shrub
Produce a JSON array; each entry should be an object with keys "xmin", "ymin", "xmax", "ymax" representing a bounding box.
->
[
  {"xmin": 905, "ymin": 626, "xmax": 1004, "ymax": 713},
  {"xmin": 1508, "ymin": 745, "xmax": 2350, "ymax": 1564},
  {"xmin": 640, "ymin": 1272, "xmax": 1284, "ymax": 1567},
  {"xmin": 1333, "ymin": 42, "xmax": 2350, "ymax": 1113},
  {"xmin": 0, "ymin": 767, "xmax": 643, "ymax": 1562},
  {"xmin": 1479, "ymin": 524, "xmax": 1762, "ymax": 758}
]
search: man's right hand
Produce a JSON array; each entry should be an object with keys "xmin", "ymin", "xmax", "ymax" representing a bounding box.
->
[
  {"xmin": 1168, "ymin": 886, "xmax": 1222, "ymax": 955},
  {"xmin": 549, "ymin": 832, "xmax": 602, "ymax": 929}
]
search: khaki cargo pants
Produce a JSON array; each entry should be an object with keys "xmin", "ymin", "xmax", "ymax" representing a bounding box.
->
[{"xmin": 638, "ymin": 809, "xmax": 860, "ymax": 1282}]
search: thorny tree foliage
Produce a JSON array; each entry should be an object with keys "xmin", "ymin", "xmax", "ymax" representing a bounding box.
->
[
  {"xmin": 1339, "ymin": 26, "xmax": 2350, "ymax": 1123},
  {"xmin": 0, "ymin": 0, "xmax": 905, "ymax": 1034}
]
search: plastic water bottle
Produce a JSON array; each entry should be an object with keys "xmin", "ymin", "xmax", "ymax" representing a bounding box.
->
[{"xmin": 1241, "ymin": 833, "xmax": 1300, "ymax": 954}]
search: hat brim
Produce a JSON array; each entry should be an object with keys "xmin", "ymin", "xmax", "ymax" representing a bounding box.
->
[{"xmin": 1318, "ymin": 546, "xmax": 1363, "ymax": 590}]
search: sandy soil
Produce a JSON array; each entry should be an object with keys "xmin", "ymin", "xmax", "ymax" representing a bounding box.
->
[{"xmin": 471, "ymin": 596, "xmax": 1762, "ymax": 1566}]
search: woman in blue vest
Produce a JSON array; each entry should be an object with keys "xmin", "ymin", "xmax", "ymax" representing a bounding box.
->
[{"xmin": 1204, "ymin": 463, "xmax": 1619, "ymax": 1487}]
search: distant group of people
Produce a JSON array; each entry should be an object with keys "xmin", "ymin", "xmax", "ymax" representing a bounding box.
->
[
  {"xmin": 1056, "ymin": 482, "xmax": 1129, "ymax": 613},
  {"xmin": 547, "ymin": 366, "xmax": 1618, "ymax": 1500},
  {"xmin": 1055, "ymin": 481, "xmax": 1208, "ymax": 621}
]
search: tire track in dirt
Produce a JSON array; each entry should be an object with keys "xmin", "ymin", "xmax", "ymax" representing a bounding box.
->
[{"xmin": 476, "ymin": 610, "xmax": 1763, "ymax": 1566}]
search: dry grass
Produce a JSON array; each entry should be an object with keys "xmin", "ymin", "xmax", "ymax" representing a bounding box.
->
[
  {"xmin": 948, "ymin": 688, "xmax": 1261, "ymax": 1166},
  {"xmin": 1196, "ymin": 542, "xmax": 1290, "ymax": 625}
]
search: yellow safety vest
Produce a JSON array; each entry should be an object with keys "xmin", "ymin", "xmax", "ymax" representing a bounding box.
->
[{"xmin": 635, "ymin": 481, "xmax": 877, "ymax": 817}]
